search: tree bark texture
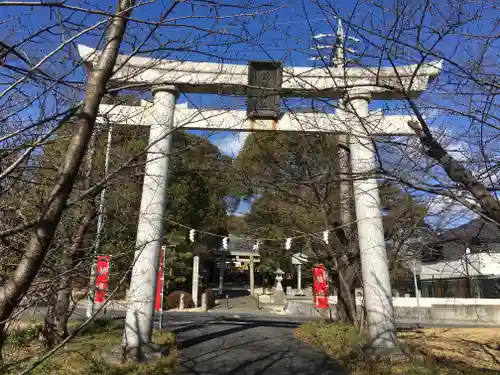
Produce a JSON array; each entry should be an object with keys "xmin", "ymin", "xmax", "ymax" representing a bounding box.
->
[
  {"xmin": 50, "ymin": 122, "xmax": 100, "ymax": 345},
  {"xmin": 0, "ymin": 0, "xmax": 135, "ymax": 350},
  {"xmin": 409, "ymin": 110, "xmax": 500, "ymax": 226},
  {"xmin": 45, "ymin": 209, "xmax": 97, "ymax": 346}
]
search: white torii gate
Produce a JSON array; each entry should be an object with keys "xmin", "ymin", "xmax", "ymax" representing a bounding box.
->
[{"xmin": 79, "ymin": 44, "xmax": 441, "ymax": 352}]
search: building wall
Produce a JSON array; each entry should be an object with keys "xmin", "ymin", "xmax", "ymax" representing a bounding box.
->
[
  {"xmin": 410, "ymin": 246, "xmax": 500, "ymax": 298},
  {"xmin": 420, "ymin": 277, "xmax": 482, "ymax": 298},
  {"xmin": 479, "ymin": 253, "xmax": 500, "ymax": 275},
  {"xmin": 427, "ymin": 241, "xmax": 500, "ymax": 262},
  {"xmin": 419, "ymin": 252, "xmax": 500, "ymax": 280}
]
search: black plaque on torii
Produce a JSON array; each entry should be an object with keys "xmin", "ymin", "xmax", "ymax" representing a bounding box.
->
[{"xmin": 247, "ymin": 60, "xmax": 283, "ymax": 120}]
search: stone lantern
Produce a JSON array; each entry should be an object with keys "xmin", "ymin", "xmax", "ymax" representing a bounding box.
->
[{"xmin": 275, "ymin": 268, "xmax": 285, "ymax": 291}]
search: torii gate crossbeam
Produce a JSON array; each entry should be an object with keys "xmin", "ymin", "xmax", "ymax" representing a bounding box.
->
[
  {"xmin": 80, "ymin": 44, "xmax": 441, "ymax": 353},
  {"xmin": 79, "ymin": 45, "xmax": 440, "ymax": 99},
  {"xmin": 98, "ymin": 101, "xmax": 418, "ymax": 136}
]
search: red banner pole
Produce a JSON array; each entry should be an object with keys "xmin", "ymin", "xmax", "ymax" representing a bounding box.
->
[
  {"xmin": 155, "ymin": 247, "xmax": 165, "ymax": 312},
  {"xmin": 312, "ymin": 264, "xmax": 329, "ymax": 310},
  {"xmin": 94, "ymin": 255, "xmax": 111, "ymax": 303}
]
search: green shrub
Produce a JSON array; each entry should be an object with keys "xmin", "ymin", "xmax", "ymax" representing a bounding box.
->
[
  {"xmin": 165, "ymin": 291, "xmax": 194, "ymax": 310},
  {"xmin": 72, "ymin": 317, "xmax": 121, "ymax": 337}
]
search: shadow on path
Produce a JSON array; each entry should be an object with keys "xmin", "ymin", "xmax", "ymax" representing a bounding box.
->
[
  {"xmin": 167, "ymin": 316, "xmax": 348, "ymax": 375},
  {"xmin": 218, "ymin": 289, "xmax": 251, "ymax": 299}
]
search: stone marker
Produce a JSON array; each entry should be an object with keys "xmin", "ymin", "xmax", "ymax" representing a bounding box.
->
[
  {"xmin": 179, "ymin": 293, "xmax": 185, "ymax": 310},
  {"xmin": 201, "ymin": 292, "xmax": 208, "ymax": 311},
  {"xmin": 192, "ymin": 256, "xmax": 200, "ymax": 307}
]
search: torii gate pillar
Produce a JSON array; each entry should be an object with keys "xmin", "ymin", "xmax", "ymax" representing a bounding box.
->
[
  {"xmin": 123, "ymin": 85, "xmax": 179, "ymax": 352},
  {"xmin": 345, "ymin": 89, "xmax": 396, "ymax": 347}
]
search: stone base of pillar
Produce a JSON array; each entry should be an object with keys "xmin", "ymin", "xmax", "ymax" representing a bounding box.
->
[
  {"xmin": 362, "ymin": 344, "xmax": 408, "ymax": 362},
  {"xmin": 272, "ymin": 289, "xmax": 286, "ymax": 305},
  {"xmin": 101, "ymin": 342, "xmax": 170, "ymax": 365},
  {"xmin": 317, "ymin": 308, "xmax": 331, "ymax": 321}
]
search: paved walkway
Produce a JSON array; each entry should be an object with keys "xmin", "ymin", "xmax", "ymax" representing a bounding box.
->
[
  {"xmin": 167, "ymin": 313, "xmax": 347, "ymax": 375},
  {"xmin": 213, "ymin": 293, "xmax": 261, "ymax": 312},
  {"xmin": 211, "ymin": 288, "xmax": 282, "ymax": 314}
]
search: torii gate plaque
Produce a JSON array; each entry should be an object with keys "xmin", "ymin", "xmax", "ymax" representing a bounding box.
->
[{"xmin": 79, "ymin": 44, "xmax": 441, "ymax": 350}]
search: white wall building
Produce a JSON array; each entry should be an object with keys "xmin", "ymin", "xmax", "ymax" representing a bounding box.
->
[{"xmin": 416, "ymin": 219, "xmax": 500, "ymax": 298}]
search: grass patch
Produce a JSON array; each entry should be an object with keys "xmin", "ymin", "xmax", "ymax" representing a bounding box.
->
[
  {"xmin": 399, "ymin": 328, "xmax": 500, "ymax": 372},
  {"xmin": 71, "ymin": 317, "xmax": 124, "ymax": 336},
  {"xmin": 5, "ymin": 322, "xmax": 44, "ymax": 347},
  {"xmin": 1, "ymin": 320, "xmax": 178, "ymax": 375},
  {"xmin": 293, "ymin": 321, "xmax": 368, "ymax": 366},
  {"xmin": 294, "ymin": 321, "xmax": 499, "ymax": 375}
]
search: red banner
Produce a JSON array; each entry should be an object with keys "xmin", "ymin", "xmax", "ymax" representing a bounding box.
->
[
  {"xmin": 312, "ymin": 264, "xmax": 329, "ymax": 309},
  {"xmin": 155, "ymin": 247, "xmax": 165, "ymax": 311},
  {"xmin": 94, "ymin": 255, "xmax": 111, "ymax": 303}
]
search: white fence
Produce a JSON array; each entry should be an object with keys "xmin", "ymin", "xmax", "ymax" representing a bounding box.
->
[
  {"xmin": 284, "ymin": 295, "xmax": 500, "ymax": 323},
  {"xmin": 327, "ymin": 295, "xmax": 500, "ymax": 308}
]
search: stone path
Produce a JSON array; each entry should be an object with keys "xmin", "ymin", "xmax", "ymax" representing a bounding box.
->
[
  {"xmin": 167, "ymin": 313, "xmax": 347, "ymax": 375},
  {"xmin": 211, "ymin": 288, "xmax": 268, "ymax": 313},
  {"xmin": 213, "ymin": 294, "xmax": 261, "ymax": 312}
]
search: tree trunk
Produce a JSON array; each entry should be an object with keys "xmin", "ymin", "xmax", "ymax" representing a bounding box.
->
[
  {"xmin": 45, "ymin": 207, "xmax": 97, "ymax": 346},
  {"xmin": 50, "ymin": 116, "xmax": 100, "ymax": 344},
  {"xmin": 43, "ymin": 288, "xmax": 58, "ymax": 349},
  {"xmin": 0, "ymin": 0, "xmax": 135, "ymax": 353},
  {"xmin": 408, "ymin": 109, "xmax": 500, "ymax": 225},
  {"xmin": 53, "ymin": 259, "xmax": 70, "ymax": 343},
  {"xmin": 335, "ymin": 258, "xmax": 358, "ymax": 324}
]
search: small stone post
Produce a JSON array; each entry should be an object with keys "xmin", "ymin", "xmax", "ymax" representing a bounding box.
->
[
  {"xmin": 297, "ymin": 264, "xmax": 302, "ymax": 292},
  {"xmin": 249, "ymin": 256, "xmax": 255, "ymax": 295},
  {"xmin": 192, "ymin": 255, "xmax": 200, "ymax": 307},
  {"xmin": 201, "ymin": 293, "xmax": 208, "ymax": 311},
  {"xmin": 179, "ymin": 293, "xmax": 185, "ymax": 310},
  {"xmin": 219, "ymin": 253, "xmax": 225, "ymax": 295}
]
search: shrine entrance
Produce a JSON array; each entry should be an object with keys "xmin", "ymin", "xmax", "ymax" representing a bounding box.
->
[{"xmin": 79, "ymin": 36, "xmax": 441, "ymax": 349}]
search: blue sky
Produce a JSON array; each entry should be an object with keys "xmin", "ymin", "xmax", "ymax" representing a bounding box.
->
[{"xmin": 2, "ymin": 0, "xmax": 497, "ymax": 223}]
